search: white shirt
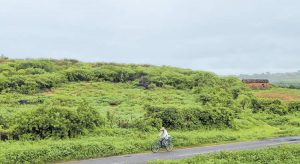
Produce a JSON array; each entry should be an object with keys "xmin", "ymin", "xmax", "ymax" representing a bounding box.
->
[{"xmin": 159, "ymin": 129, "xmax": 169, "ymax": 139}]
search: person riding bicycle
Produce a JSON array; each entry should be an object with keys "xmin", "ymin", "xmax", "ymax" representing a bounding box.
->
[
  {"xmin": 159, "ymin": 127, "xmax": 170, "ymax": 146},
  {"xmin": 151, "ymin": 127, "xmax": 173, "ymax": 152}
]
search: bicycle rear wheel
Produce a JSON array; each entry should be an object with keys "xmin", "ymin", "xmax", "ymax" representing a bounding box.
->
[{"xmin": 151, "ymin": 142, "xmax": 160, "ymax": 153}]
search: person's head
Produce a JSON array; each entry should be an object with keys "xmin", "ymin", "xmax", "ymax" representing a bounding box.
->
[{"xmin": 160, "ymin": 127, "xmax": 165, "ymax": 131}]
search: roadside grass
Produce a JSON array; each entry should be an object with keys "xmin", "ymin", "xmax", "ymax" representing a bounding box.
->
[
  {"xmin": 0, "ymin": 124, "xmax": 299, "ymax": 163},
  {"xmin": 149, "ymin": 143, "xmax": 300, "ymax": 164}
]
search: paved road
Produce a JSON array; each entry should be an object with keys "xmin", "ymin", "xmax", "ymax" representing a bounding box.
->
[{"xmin": 65, "ymin": 136, "xmax": 300, "ymax": 164}]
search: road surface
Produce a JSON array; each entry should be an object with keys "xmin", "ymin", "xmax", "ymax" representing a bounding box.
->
[{"xmin": 65, "ymin": 136, "xmax": 300, "ymax": 164}]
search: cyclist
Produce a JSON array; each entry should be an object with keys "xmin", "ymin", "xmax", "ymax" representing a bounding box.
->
[{"xmin": 159, "ymin": 127, "xmax": 170, "ymax": 146}]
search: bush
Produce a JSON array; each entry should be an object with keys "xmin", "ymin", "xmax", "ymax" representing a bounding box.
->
[
  {"xmin": 196, "ymin": 89, "xmax": 234, "ymax": 108},
  {"xmin": 0, "ymin": 73, "xmax": 67, "ymax": 94},
  {"xmin": 0, "ymin": 75, "xmax": 8, "ymax": 92},
  {"xmin": 34, "ymin": 73, "xmax": 67, "ymax": 90},
  {"xmin": 251, "ymin": 98, "xmax": 288, "ymax": 115},
  {"xmin": 17, "ymin": 67, "xmax": 46, "ymax": 75},
  {"xmin": 93, "ymin": 68, "xmax": 117, "ymax": 82},
  {"xmin": 65, "ymin": 69, "xmax": 93, "ymax": 82},
  {"xmin": 138, "ymin": 76, "xmax": 151, "ymax": 89},
  {"xmin": 237, "ymin": 95, "xmax": 251, "ymax": 110},
  {"xmin": 93, "ymin": 66, "xmax": 142, "ymax": 83},
  {"xmin": 288, "ymin": 101, "xmax": 300, "ymax": 113},
  {"xmin": 231, "ymin": 87, "xmax": 241, "ymax": 99},
  {"xmin": 10, "ymin": 104, "xmax": 104, "ymax": 140},
  {"xmin": 14, "ymin": 60, "xmax": 56, "ymax": 72},
  {"xmin": 160, "ymin": 108, "xmax": 185, "ymax": 129},
  {"xmin": 19, "ymin": 79, "xmax": 38, "ymax": 94},
  {"xmin": 145, "ymin": 105, "xmax": 235, "ymax": 129}
]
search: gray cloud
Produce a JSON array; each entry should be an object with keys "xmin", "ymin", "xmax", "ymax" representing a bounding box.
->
[{"xmin": 0, "ymin": 0, "xmax": 300, "ymax": 74}]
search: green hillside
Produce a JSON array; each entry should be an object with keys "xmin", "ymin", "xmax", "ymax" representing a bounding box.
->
[{"xmin": 0, "ymin": 58, "xmax": 299, "ymax": 163}]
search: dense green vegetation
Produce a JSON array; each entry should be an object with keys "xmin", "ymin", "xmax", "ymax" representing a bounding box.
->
[
  {"xmin": 0, "ymin": 58, "xmax": 299, "ymax": 163},
  {"xmin": 150, "ymin": 144, "xmax": 300, "ymax": 164}
]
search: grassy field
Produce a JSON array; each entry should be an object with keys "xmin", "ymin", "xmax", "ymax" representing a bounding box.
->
[
  {"xmin": 150, "ymin": 143, "xmax": 300, "ymax": 164},
  {"xmin": 0, "ymin": 81, "xmax": 299, "ymax": 163},
  {"xmin": 254, "ymin": 87, "xmax": 300, "ymax": 101}
]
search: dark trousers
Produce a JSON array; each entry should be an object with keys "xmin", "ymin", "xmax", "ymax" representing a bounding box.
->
[{"xmin": 160, "ymin": 138, "xmax": 167, "ymax": 147}]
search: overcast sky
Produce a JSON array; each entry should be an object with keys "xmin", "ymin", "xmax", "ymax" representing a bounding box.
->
[{"xmin": 1, "ymin": 0, "xmax": 299, "ymax": 75}]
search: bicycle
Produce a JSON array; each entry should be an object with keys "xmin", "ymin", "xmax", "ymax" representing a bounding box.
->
[{"xmin": 151, "ymin": 137, "xmax": 174, "ymax": 153}]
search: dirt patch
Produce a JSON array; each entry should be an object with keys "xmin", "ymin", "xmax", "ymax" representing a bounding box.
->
[{"xmin": 255, "ymin": 92, "xmax": 300, "ymax": 101}]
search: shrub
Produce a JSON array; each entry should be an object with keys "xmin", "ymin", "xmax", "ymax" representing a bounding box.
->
[
  {"xmin": 251, "ymin": 98, "xmax": 288, "ymax": 115},
  {"xmin": 160, "ymin": 108, "xmax": 185, "ymax": 129},
  {"xmin": 0, "ymin": 64, "xmax": 13, "ymax": 74},
  {"xmin": 145, "ymin": 105, "xmax": 235, "ymax": 129},
  {"xmin": 19, "ymin": 79, "xmax": 38, "ymax": 94},
  {"xmin": 76, "ymin": 101, "xmax": 104, "ymax": 130},
  {"xmin": 93, "ymin": 67, "xmax": 141, "ymax": 83},
  {"xmin": 14, "ymin": 60, "xmax": 56, "ymax": 72},
  {"xmin": 0, "ymin": 75, "xmax": 8, "ymax": 92},
  {"xmin": 147, "ymin": 117, "xmax": 162, "ymax": 130},
  {"xmin": 196, "ymin": 89, "xmax": 234, "ymax": 108},
  {"xmin": 1, "ymin": 73, "xmax": 67, "ymax": 94},
  {"xmin": 10, "ymin": 104, "xmax": 104, "ymax": 139},
  {"xmin": 231, "ymin": 87, "xmax": 241, "ymax": 99},
  {"xmin": 129, "ymin": 119, "xmax": 153, "ymax": 132},
  {"xmin": 17, "ymin": 68, "xmax": 46, "ymax": 75},
  {"xmin": 198, "ymin": 93, "xmax": 213, "ymax": 105},
  {"xmin": 192, "ymin": 72, "xmax": 219, "ymax": 88},
  {"xmin": 34, "ymin": 73, "xmax": 67, "ymax": 90},
  {"xmin": 138, "ymin": 76, "xmax": 151, "ymax": 89},
  {"xmin": 65, "ymin": 69, "xmax": 93, "ymax": 82},
  {"xmin": 237, "ymin": 95, "xmax": 251, "ymax": 110},
  {"xmin": 288, "ymin": 101, "xmax": 300, "ymax": 113}
]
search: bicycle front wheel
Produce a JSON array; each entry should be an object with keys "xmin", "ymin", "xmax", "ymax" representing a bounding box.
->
[{"xmin": 165, "ymin": 142, "xmax": 174, "ymax": 151}]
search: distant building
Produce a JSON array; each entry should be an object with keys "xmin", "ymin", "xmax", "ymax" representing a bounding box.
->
[{"xmin": 242, "ymin": 79, "xmax": 270, "ymax": 89}]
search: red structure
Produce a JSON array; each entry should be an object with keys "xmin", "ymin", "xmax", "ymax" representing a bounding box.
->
[{"xmin": 242, "ymin": 79, "xmax": 270, "ymax": 89}]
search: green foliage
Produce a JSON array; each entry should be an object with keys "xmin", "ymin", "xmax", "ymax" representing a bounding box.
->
[
  {"xmin": 237, "ymin": 95, "xmax": 251, "ymax": 110},
  {"xmin": 0, "ymin": 75, "xmax": 8, "ymax": 92},
  {"xmin": 65, "ymin": 69, "xmax": 93, "ymax": 82},
  {"xmin": 35, "ymin": 73, "xmax": 67, "ymax": 90},
  {"xmin": 9, "ymin": 104, "xmax": 104, "ymax": 140},
  {"xmin": 0, "ymin": 59, "xmax": 248, "ymax": 95},
  {"xmin": 231, "ymin": 86, "xmax": 241, "ymax": 99},
  {"xmin": 288, "ymin": 101, "xmax": 300, "ymax": 113},
  {"xmin": 17, "ymin": 67, "xmax": 46, "ymax": 75},
  {"xmin": 14, "ymin": 60, "xmax": 57, "ymax": 72},
  {"xmin": 251, "ymin": 98, "xmax": 288, "ymax": 115},
  {"xmin": 138, "ymin": 76, "xmax": 151, "ymax": 89},
  {"xmin": 196, "ymin": 88, "xmax": 235, "ymax": 108},
  {"xmin": 145, "ymin": 105, "xmax": 235, "ymax": 129}
]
